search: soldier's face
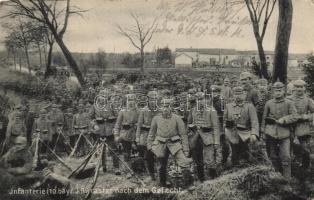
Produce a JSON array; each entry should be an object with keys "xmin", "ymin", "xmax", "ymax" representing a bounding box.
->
[
  {"xmin": 234, "ymin": 93, "xmax": 245, "ymax": 102},
  {"xmin": 241, "ymin": 78, "xmax": 250, "ymax": 87},
  {"xmin": 273, "ymin": 88, "xmax": 284, "ymax": 99},
  {"xmin": 258, "ymin": 84, "xmax": 267, "ymax": 92},
  {"xmin": 224, "ymin": 80, "xmax": 230, "ymax": 86},
  {"xmin": 294, "ymin": 85, "xmax": 305, "ymax": 96},
  {"xmin": 160, "ymin": 104, "xmax": 171, "ymax": 116}
]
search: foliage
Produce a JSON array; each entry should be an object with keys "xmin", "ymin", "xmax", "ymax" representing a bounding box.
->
[
  {"xmin": 303, "ymin": 55, "xmax": 314, "ymax": 98},
  {"xmin": 156, "ymin": 47, "xmax": 172, "ymax": 66}
]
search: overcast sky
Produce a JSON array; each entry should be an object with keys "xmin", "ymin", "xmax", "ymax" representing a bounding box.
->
[{"xmin": 0, "ymin": 0, "xmax": 314, "ymax": 54}]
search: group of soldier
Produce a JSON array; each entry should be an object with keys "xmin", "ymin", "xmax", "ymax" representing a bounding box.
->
[{"xmin": 1, "ymin": 70, "xmax": 314, "ymax": 190}]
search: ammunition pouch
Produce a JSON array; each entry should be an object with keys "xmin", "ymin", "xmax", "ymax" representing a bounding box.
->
[
  {"xmin": 156, "ymin": 136, "xmax": 168, "ymax": 143},
  {"xmin": 107, "ymin": 117, "xmax": 116, "ymax": 123},
  {"xmin": 225, "ymin": 120, "xmax": 235, "ymax": 129},
  {"xmin": 200, "ymin": 127, "xmax": 213, "ymax": 132},
  {"xmin": 122, "ymin": 124, "xmax": 132, "ymax": 130},
  {"xmin": 170, "ymin": 135, "xmax": 181, "ymax": 142},
  {"xmin": 141, "ymin": 126, "xmax": 150, "ymax": 131},
  {"xmin": 265, "ymin": 117, "xmax": 276, "ymax": 125},
  {"xmin": 188, "ymin": 124, "xmax": 197, "ymax": 132}
]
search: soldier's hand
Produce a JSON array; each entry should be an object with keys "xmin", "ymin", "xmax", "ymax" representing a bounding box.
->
[
  {"xmin": 114, "ymin": 136, "xmax": 120, "ymax": 143},
  {"xmin": 277, "ymin": 118, "xmax": 285, "ymax": 125},
  {"xmin": 293, "ymin": 137, "xmax": 300, "ymax": 145},
  {"xmin": 250, "ymin": 135, "xmax": 257, "ymax": 143}
]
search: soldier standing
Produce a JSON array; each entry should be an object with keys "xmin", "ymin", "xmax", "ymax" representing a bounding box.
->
[
  {"xmin": 72, "ymin": 104, "xmax": 90, "ymax": 156},
  {"xmin": 114, "ymin": 94, "xmax": 138, "ymax": 165},
  {"xmin": 5, "ymin": 105, "xmax": 27, "ymax": 150},
  {"xmin": 287, "ymin": 80, "xmax": 314, "ymax": 170},
  {"xmin": 224, "ymin": 86, "xmax": 259, "ymax": 166},
  {"xmin": 187, "ymin": 92, "xmax": 220, "ymax": 181},
  {"xmin": 47, "ymin": 104, "xmax": 64, "ymax": 151},
  {"xmin": 147, "ymin": 99, "xmax": 193, "ymax": 188},
  {"xmin": 90, "ymin": 92, "xmax": 120, "ymax": 175},
  {"xmin": 32, "ymin": 109, "xmax": 51, "ymax": 154},
  {"xmin": 240, "ymin": 72, "xmax": 259, "ymax": 107},
  {"xmin": 220, "ymin": 77, "xmax": 233, "ymax": 103},
  {"xmin": 136, "ymin": 91, "xmax": 159, "ymax": 180},
  {"xmin": 256, "ymin": 79, "xmax": 271, "ymax": 125},
  {"xmin": 262, "ymin": 82, "xmax": 298, "ymax": 178}
]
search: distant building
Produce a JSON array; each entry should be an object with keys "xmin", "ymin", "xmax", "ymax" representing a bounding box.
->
[{"xmin": 175, "ymin": 48, "xmax": 309, "ymax": 70}]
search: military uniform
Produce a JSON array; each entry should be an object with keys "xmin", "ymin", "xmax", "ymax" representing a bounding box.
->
[
  {"xmin": 220, "ymin": 78, "xmax": 233, "ymax": 103},
  {"xmin": 72, "ymin": 105, "xmax": 90, "ymax": 156},
  {"xmin": 90, "ymin": 100, "xmax": 120, "ymax": 173},
  {"xmin": 47, "ymin": 104, "xmax": 65, "ymax": 151},
  {"xmin": 147, "ymin": 99, "xmax": 192, "ymax": 188},
  {"xmin": 224, "ymin": 87, "xmax": 259, "ymax": 166},
  {"xmin": 240, "ymin": 72, "xmax": 259, "ymax": 106},
  {"xmin": 32, "ymin": 110, "xmax": 51, "ymax": 154},
  {"xmin": 187, "ymin": 92, "xmax": 220, "ymax": 181},
  {"xmin": 262, "ymin": 82, "xmax": 298, "ymax": 178},
  {"xmin": 286, "ymin": 80, "xmax": 314, "ymax": 170},
  {"xmin": 6, "ymin": 110, "xmax": 27, "ymax": 150},
  {"xmin": 135, "ymin": 91, "xmax": 159, "ymax": 180},
  {"xmin": 114, "ymin": 94, "xmax": 139, "ymax": 162}
]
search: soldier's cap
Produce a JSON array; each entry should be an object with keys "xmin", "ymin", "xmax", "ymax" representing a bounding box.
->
[
  {"xmin": 293, "ymin": 79, "xmax": 306, "ymax": 87},
  {"xmin": 240, "ymin": 72, "xmax": 252, "ymax": 80},
  {"xmin": 14, "ymin": 136, "xmax": 27, "ymax": 145},
  {"xmin": 160, "ymin": 98, "xmax": 173, "ymax": 106},
  {"xmin": 257, "ymin": 78, "xmax": 268, "ymax": 85},
  {"xmin": 126, "ymin": 93, "xmax": 136, "ymax": 100},
  {"xmin": 211, "ymin": 85, "xmax": 221, "ymax": 92},
  {"xmin": 188, "ymin": 88, "xmax": 197, "ymax": 94},
  {"xmin": 272, "ymin": 81, "xmax": 285, "ymax": 89},
  {"xmin": 147, "ymin": 91, "xmax": 158, "ymax": 99},
  {"xmin": 40, "ymin": 109, "xmax": 47, "ymax": 114},
  {"xmin": 195, "ymin": 92, "xmax": 205, "ymax": 99},
  {"xmin": 224, "ymin": 77, "xmax": 230, "ymax": 82},
  {"xmin": 233, "ymin": 86, "xmax": 244, "ymax": 94}
]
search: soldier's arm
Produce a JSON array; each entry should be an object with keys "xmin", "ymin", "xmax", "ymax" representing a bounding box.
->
[
  {"xmin": 177, "ymin": 116, "xmax": 189, "ymax": 153},
  {"xmin": 210, "ymin": 109, "xmax": 220, "ymax": 145},
  {"xmin": 261, "ymin": 101, "xmax": 269, "ymax": 134},
  {"xmin": 113, "ymin": 111, "xmax": 123, "ymax": 137},
  {"xmin": 248, "ymin": 104, "xmax": 259, "ymax": 136},
  {"xmin": 136, "ymin": 111, "xmax": 144, "ymax": 143},
  {"xmin": 187, "ymin": 109, "xmax": 193, "ymax": 125},
  {"xmin": 147, "ymin": 117, "xmax": 157, "ymax": 150},
  {"xmin": 280, "ymin": 101, "xmax": 299, "ymax": 124}
]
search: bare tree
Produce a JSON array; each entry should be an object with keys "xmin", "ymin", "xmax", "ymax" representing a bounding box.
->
[
  {"xmin": 2, "ymin": 0, "xmax": 86, "ymax": 86},
  {"xmin": 244, "ymin": 0, "xmax": 277, "ymax": 80},
  {"xmin": 116, "ymin": 13, "xmax": 158, "ymax": 72}
]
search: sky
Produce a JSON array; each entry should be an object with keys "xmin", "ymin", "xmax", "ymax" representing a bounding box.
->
[{"xmin": 0, "ymin": 0, "xmax": 314, "ymax": 54}]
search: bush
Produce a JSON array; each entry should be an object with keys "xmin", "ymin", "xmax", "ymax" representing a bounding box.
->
[{"xmin": 303, "ymin": 55, "xmax": 314, "ymax": 98}]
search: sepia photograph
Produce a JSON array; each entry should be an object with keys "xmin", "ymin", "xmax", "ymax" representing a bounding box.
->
[{"xmin": 0, "ymin": 0, "xmax": 314, "ymax": 199}]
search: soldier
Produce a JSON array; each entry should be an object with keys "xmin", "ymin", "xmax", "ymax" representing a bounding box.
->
[
  {"xmin": 47, "ymin": 104, "xmax": 64, "ymax": 151},
  {"xmin": 5, "ymin": 105, "xmax": 27, "ymax": 150},
  {"xmin": 64, "ymin": 108, "xmax": 74, "ymax": 144},
  {"xmin": 0, "ymin": 136, "xmax": 33, "ymax": 185},
  {"xmin": 256, "ymin": 79, "xmax": 271, "ymax": 125},
  {"xmin": 187, "ymin": 92, "xmax": 220, "ymax": 182},
  {"xmin": 261, "ymin": 82, "xmax": 298, "ymax": 178},
  {"xmin": 32, "ymin": 109, "xmax": 51, "ymax": 154},
  {"xmin": 240, "ymin": 72, "xmax": 258, "ymax": 106},
  {"xmin": 72, "ymin": 104, "xmax": 90, "ymax": 156},
  {"xmin": 136, "ymin": 91, "xmax": 159, "ymax": 180},
  {"xmin": 286, "ymin": 80, "xmax": 314, "ymax": 170},
  {"xmin": 90, "ymin": 92, "xmax": 120, "ymax": 175},
  {"xmin": 224, "ymin": 86, "xmax": 259, "ymax": 166},
  {"xmin": 147, "ymin": 98, "xmax": 193, "ymax": 188},
  {"xmin": 220, "ymin": 77, "xmax": 233, "ymax": 103},
  {"xmin": 114, "ymin": 94, "xmax": 139, "ymax": 165}
]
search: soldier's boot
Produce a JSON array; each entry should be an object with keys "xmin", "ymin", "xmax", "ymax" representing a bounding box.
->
[
  {"xmin": 282, "ymin": 161, "xmax": 291, "ymax": 179},
  {"xmin": 182, "ymin": 169, "xmax": 194, "ymax": 189},
  {"xmin": 196, "ymin": 164, "xmax": 205, "ymax": 182},
  {"xmin": 159, "ymin": 170, "xmax": 167, "ymax": 187},
  {"xmin": 302, "ymin": 151, "xmax": 310, "ymax": 170}
]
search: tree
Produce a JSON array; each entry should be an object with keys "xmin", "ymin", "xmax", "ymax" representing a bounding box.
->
[
  {"xmin": 3, "ymin": 0, "xmax": 86, "ymax": 86},
  {"xmin": 95, "ymin": 49, "xmax": 108, "ymax": 70},
  {"xmin": 244, "ymin": 0, "xmax": 277, "ymax": 80},
  {"xmin": 116, "ymin": 13, "xmax": 158, "ymax": 72},
  {"xmin": 156, "ymin": 47, "xmax": 172, "ymax": 66},
  {"xmin": 272, "ymin": 0, "xmax": 293, "ymax": 84},
  {"xmin": 303, "ymin": 55, "xmax": 314, "ymax": 98}
]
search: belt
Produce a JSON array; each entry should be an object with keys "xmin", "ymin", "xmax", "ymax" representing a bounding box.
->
[
  {"xmin": 236, "ymin": 126, "xmax": 250, "ymax": 131},
  {"xmin": 141, "ymin": 126, "xmax": 150, "ymax": 131},
  {"xmin": 200, "ymin": 127, "xmax": 213, "ymax": 132},
  {"xmin": 156, "ymin": 135, "xmax": 181, "ymax": 143},
  {"xmin": 122, "ymin": 124, "xmax": 133, "ymax": 130}
]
